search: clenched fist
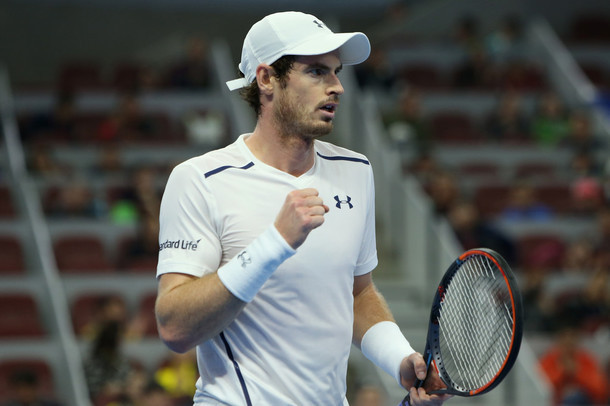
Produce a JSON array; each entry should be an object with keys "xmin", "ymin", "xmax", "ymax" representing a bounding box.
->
[{"xmin": 274, "ymin": 188, "xmax": 330, "ymax": 249}]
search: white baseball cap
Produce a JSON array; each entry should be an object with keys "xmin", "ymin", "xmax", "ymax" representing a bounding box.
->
[{"xmin": 226, "ymin": 11, "xmax": 371, "ymax": 91}]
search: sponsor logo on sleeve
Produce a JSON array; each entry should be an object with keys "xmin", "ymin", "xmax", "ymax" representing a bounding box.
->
[{"xmin": 159, "ymin": 239, "xmax": 201, "ymax": 252}]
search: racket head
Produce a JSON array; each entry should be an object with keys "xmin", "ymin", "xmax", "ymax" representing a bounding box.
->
[{"xmin": 424, "ymin": 248, "xmax": 523, "ymax": 397}]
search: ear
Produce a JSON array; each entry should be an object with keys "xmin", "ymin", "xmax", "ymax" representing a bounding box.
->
[{"xmin": 255, "ymin": 64, "xmax": 275, "ymax": 95}]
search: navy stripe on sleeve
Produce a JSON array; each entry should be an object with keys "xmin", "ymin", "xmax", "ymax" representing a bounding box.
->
[
  {"xmin": 204, "ymin": 162, "xmax": 254, "ymax": 178},
  {"xmin": 316, "ymin": 152, "xmax": 369, "ymax": 165}
]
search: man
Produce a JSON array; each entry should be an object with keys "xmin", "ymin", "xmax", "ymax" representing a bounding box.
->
[{"xmin": 155, "ymin": 11, "xmax": 450, "ymax": 405}]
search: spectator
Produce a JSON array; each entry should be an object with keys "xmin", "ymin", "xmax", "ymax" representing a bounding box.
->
[
  {"xmin": 117, "ymin": 214, "xmax": 160, "ymax": 271},
  {"xmin": 166, "ymin": 36, "xmax": 213, "ymax": 90},
  {"xmin": 154, "ymin": 351, "xmax": 198, "ymax": 403},
  {"xmin": 520, "ymin": 269, "xmax": 556, "ymax": 333},
  {"xmin": 354, "ymin": 46, "xmax": 397, "ymax": 91},
  {"xmin": 78, "ymin": 295, "xmax": 128, "ymax": 340},
  {"xmin": 570, "ymin": 177, "xmax": 604, "ymax": 217},
  {"xmin": 500, "ymin": 181, "xmax": 553, "ymax": 222},
  {"xmin": 44, "ymin": 179, "xmax": 105, "ymax": 219},
  {"xmin": 109, "ymin": 166, "xmax": 162, "ymax": 223},
  {"xmin": 531, "ymin": 92, "xmax": 570, "ymax": 147},
  {"xmin": 568, "ymin": 150, "xmax": 602, "ymax": 179},
  {"xmin": 539, "ymin": 321, "xmax": 608, "ymax": 406},
  {"xmin": 1, "ymin": 369, "xmax": 63, "ymax": 406},
  {"xmin": 90, "ymin": 144, "xmax": 124, "ymax": 178},
  {"xmin": 83, "ymin": 321, "xmax": 134, "ymax": 403},
  {"xmin": 134, "ymin": 380, "xmax": 174, "ymax": 406},
  {"xmin": 447, "ymin": 199, "xmax": 516, "ymax": 265},
  {"xmin": 427, "ymin": 170, "xmax": 460, "ymax": 217},
  {"xmin": 452, "ymin": 47, "xmax": 496, "ymax": 90},
  {"xmin": 561, "ymin": 238, "xmax": 596, "ymax": 274},
  {"xmin": 27, "ymin": 144, "xmax": 70, "ymax": 177},
  {"xmin": 20, "ymin": 91, "xmax": 78, "ymax": 144},
  {"xmin": 560, "ymin": 111, "xmax": 605, "ymax": 154},
  {"xmin": 485, "ymin": 14, "xmax": 524, "ymax": 64},
  {"xmin": 485, "ymin": 91, "xmax": 530, "ymax": 143},
  {"xmin": 96, "ymin": 93, "xmax": 159, "ymax": 143},
  {"xmin": 383, "ymin": 88, "xmax": 432, "ymax": 153}
]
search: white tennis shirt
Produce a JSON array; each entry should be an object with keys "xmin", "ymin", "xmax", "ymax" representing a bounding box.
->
[{"xmin": 157, "ymin": 134, "xmax": 378, "ymax": 405}]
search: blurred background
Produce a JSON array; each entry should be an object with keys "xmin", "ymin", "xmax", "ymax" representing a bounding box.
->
[{"xmin": 1, "ymin": 0, "xmax": 609, "ymax": 405}]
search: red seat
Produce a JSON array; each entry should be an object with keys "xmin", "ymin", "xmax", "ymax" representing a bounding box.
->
[
  {"xmin": 514, "ymin": 162, "xmax": 557, "ymax": 180},
  {"xmin": 537, "ymin": 184, "xmax": 572, "ymax": 214},
  {"xmin": 0, "ymin": 358, "xmax": 55, "ymax": 403},
  {"xmin": 400, "ymin": 64, "xmax": 445, "ymax": 90},
  {"xmin": 517, "ymin": 234, "xmax": 566, "ymax": 270},
  {"xmin": 473, "ymin": 184, "xmax": 512, "ymax": 219},
  {"xmin": 430, "ymin": 111, "xmax": 481, "ymax": 143},
  {"xmin": 58, "ymin": 61, "xmax": 105, "ymax": 91},
  {"xmin": 53, "ymin": 235, "xmax": 113, "ymax": 273},
  {"xmin": 457, "ymin": 162, "xmax": 501, "ymax": 179},
  {"xmin": 0, "ymin": 186, "xmax": 16, "ymax": 218},
  {"xmin": 0, "ymin": 235, "xmax": 26, "ymax": 274},
  {"xmin": 0, "ymin": 294, "xmax": 45, "ymax": 337}
]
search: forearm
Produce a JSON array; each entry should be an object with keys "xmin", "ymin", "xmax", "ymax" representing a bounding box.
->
[
  {"xmin": 156, "ymin": 272, "xmax": 246, "ymax": 353},
  {"xmin": 352, "ymin": 280, "xmax": 395, "ymax": 347}
]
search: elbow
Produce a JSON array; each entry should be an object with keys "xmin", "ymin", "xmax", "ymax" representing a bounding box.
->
[{"xmin": 157, "ymin": 322, "xmax": 196, "ymax": 354}]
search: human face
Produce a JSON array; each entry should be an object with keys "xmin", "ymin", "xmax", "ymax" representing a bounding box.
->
[{"xmin": 272, "ymin": 53, "xmax": 344, "ymax": 140}]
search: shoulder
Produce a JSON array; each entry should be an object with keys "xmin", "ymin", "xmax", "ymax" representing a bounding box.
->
[
  {"xmin": 171, "ymin": 138, "xmax": 251, "ymax": 180},
  {"xmin": 314, "ymin": 140, "xmax": 370, "ymax": 166}
]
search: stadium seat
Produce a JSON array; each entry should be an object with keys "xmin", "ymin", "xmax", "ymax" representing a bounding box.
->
[
  {"xmin": 0, "ymin": 358, "xmax": 55, "ymax": 403},
  {"xmin": 0, "ymin": 235, "xmax": 26, "ymax": 274},
  {"xmin": 517, "ymin": 234, "xmax": 566, "ymax": 270},
  {"xmin": 53, "ymin": 235, "xmax": 114, "ymax": 273},
  {"xmin": 513, "ymin": 162, "xmax": 557, "ymax": 180},
  {"xmin": 0, "ymin": 293, "xmax": 46, "ymax": 337},
  {"xmin": 399, "ymin": 63, "xmax": 445, "ymax": 90},
  {"xmin": 57, "ymin": 61, "xmax": 105, "ymax": 91},
  {"xmin": 430, "ymin": 111, "xmax": 481, "ymax": 143}
]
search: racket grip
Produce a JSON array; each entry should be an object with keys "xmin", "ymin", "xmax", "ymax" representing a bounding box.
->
[{"xmin": 398, "ymin": 393, "xmax": 410, "ymax": 406}]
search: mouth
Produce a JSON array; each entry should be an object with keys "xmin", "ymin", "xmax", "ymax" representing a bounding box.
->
[{"xmin": 319, "ymin": 103, "xmax": 338, "ymax": 117}]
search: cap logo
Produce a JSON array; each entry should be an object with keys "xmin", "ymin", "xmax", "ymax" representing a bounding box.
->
[{"xmin": 313, "ymin": 19, "xmax": 325, "ymax": 29}]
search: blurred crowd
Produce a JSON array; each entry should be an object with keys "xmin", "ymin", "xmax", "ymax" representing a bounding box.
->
[{"xmin": 2, "ymin": 7, "xmax": 610, "ymax": 406}]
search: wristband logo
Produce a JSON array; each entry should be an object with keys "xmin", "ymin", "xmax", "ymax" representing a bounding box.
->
[
  {"xmin": 238, "ymin": 250, "xmax": 252, "ymax": 268},
  {"xmin": 159, "ymin": 239, "xmax": 201, "ymax": 252}
]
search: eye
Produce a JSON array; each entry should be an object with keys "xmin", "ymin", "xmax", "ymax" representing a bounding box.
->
[{"xmin": 309, "ymin": 68, "xmax": 325, "ymax": 76}]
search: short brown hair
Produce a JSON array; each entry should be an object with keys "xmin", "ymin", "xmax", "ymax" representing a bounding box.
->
[{"xmin": 239, "ymin": 55, "xmax": 296, "ymax": 117}]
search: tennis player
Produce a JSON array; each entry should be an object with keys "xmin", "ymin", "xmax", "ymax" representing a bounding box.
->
[{"xmin": 155, "ymin": 11, "xmax": 450, "ymax": 406}]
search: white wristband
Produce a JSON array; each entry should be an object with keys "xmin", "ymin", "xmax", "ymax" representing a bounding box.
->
[
  {"xmin": 360, "ymin": 321, "xmax": 416, "ymax": 385},
  {"xmin": 217, "ymin": 225, "xmax": 296, "ymax": 302}
]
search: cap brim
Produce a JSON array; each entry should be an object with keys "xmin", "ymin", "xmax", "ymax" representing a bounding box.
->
[{"xmin": 287, "ymin": 32, "xmax": 371, "ymax": 65}]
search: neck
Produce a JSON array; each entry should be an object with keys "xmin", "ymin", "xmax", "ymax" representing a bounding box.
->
[{"xmin": 245, "ymin": 121, "xmax": 316, "ymax": 177}]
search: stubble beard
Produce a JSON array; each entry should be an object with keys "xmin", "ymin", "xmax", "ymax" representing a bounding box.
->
[{"xmin": 273, "ymin": 90, "xmax": 334, "ymax": 144}]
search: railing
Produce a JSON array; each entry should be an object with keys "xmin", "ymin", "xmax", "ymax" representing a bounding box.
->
[{"xmin": 0, "ymin": 65, "xmax": 91, "ymax": 406}]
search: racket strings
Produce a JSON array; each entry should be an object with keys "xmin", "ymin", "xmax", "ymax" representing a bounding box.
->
[{"xmin": 437, "ymin": 255, "xmax": 514, "ymax": 392}]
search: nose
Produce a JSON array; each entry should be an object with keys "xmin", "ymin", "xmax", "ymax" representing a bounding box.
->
[{"xmin": 328, "ymin": 74, "xmax": 344, "ymax": 96}]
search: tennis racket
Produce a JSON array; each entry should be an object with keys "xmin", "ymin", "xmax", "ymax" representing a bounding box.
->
[{"xmin": 400, "ymin": 248, "xmax": 523, "ymax": 406}]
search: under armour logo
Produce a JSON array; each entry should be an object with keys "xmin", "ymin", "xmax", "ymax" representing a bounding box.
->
[
  {"xmin": 313, "ymin": 19, "xmax": 325, "ymax": 29},
  {"xmin": 334, "ymin": 195, "xmax": 353, "ymax": 209},
  {"xmin": 238, "ymin": 251, "xmax": 252, "ymax": 268}
]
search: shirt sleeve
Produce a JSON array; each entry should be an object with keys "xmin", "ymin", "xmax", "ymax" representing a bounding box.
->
[{"xmin": 157, "ymin": 162, "xmax": 222, "ymax": 278}]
